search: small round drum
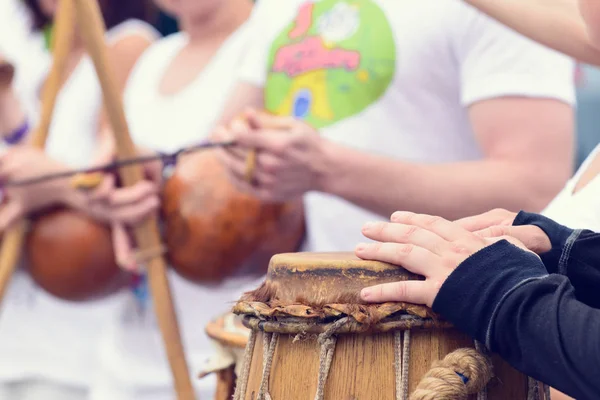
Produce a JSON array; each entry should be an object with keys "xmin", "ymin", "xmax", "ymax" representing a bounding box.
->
[
  {"xmin": 232, "ymin": 252, "xmax": 550, "ymax": 400},
  {"xmin": 200, "ymin": 313, "xmax": 250, "ymax": 400}
]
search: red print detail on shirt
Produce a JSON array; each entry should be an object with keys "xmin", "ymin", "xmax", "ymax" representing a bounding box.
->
[
  {"xmin": 272, "ymin": 36, "xmax": 361, "ymax": 77},
  {"xmin": 289, "ymin": 2, "xmax": 314, "ymax": 39}
]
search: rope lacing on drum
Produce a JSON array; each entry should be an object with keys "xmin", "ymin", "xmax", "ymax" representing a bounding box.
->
[
  {"xmin": 256, "ymin": 332, "xmax": 278, "ymax": 400},
  {"xmin": 232, "ymin": 329, "xmax": 256, "ymax": 400},
  {"xmin": 313, "ymin": 317, "xmax": 348, "ymax": 400}
]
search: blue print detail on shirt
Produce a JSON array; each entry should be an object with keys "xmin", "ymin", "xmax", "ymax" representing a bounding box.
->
[{"xmin": 130, "ymin": 272, "xmax": 150, "ymax": 311}]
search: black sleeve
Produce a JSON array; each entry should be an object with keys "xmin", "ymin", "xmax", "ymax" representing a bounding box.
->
[
  {"xmin": 514, "ymin": 211, "xmax": 600, "ymax": 308},
  {"xmin": 432, "ymin": 240, "xmax": 600, "ymax": 400}
]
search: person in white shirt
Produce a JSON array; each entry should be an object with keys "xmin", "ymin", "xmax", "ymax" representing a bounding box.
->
[
  {"xmin": 209, "ymin": 0, "xmax": 576, "ymax": 255},
  {"xmin": 84, "ymin": 0, "xmax": 258, "ymax": 398},
  {"xmin": 0, "ymin": 1, "xmax": 159, "ymax": 399}
]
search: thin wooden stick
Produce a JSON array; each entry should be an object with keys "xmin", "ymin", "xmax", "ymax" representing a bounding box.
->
[
  {"xmin": 0, "ymin": 0, "xmax": 75, "ymax": 307},
  {"xmin": 71, "ymin": 0, "xmax": 196, "ymax": 398},
  {"xmin": 464, "ymin": 0, "xmax": 600, "ymax": 65}
]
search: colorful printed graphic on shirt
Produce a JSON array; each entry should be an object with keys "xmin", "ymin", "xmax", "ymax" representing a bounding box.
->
[{"xmin": 265, "ymin": 0, "xmax": 396, "ymax": 129}]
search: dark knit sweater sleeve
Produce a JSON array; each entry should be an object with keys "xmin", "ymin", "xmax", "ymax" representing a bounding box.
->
[
  {"xmin": 513, "ymin": 211, "xmax": 600, "ymax": 308},
  {"xmin": 432, "ymin": 240, "xmax": 600, "ymax": 400}
]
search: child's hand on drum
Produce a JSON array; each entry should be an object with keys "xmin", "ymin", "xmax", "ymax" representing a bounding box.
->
[
  {"xmin": 215, "ymin": 108, "xmax": 328, "ymax": 202},
  {"xmin": 355, "ymin": 211, "xmax": 536, "ymax": 307}
]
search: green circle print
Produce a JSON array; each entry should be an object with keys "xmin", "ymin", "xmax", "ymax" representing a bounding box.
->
[{"xmin": 265, "ymin": 0, "xmax": 396, "ymax": 129}]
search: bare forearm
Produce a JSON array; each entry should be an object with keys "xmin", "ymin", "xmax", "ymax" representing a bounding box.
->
[{"xmin": 320, "ymin": 144, "xmax": 569, "ymax": 220}]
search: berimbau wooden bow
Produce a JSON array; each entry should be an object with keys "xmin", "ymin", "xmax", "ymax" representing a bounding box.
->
[
  {"xmin": 0, "ymin": 0, "xmax": 75, "ymax": 308},
  {"xmin": 71, "ymin": 0, "xmax": 196, "ymax": 398}
]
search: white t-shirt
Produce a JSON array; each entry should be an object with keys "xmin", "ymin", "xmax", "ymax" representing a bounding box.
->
[
  {"xmin": 542, "ymin": 144, "xmax": 600, "ymax": 231},
  {"xmin": 0, "ymin": 19, "xmax": 159, "ymax": 388},
  {"xmin": 238, "ymin": 0, "xmax": 576, "ymax": 253},
  {"xmin": 90, "ymin": 25, "xmax": 259, "ymax": 400}
]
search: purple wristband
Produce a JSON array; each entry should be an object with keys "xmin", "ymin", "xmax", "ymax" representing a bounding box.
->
[{"xmin": 4, "ymin": 120, "xmax": 29, "ymax": 145}]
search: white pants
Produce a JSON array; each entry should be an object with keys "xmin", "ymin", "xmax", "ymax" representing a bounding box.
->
[{"xmin": 0, "ymin": 381, "xmax": 87, "ymax": 400}]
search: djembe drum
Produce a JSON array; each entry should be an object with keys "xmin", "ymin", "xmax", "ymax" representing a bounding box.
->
[
  {"xmin": 200, "ymin": 313, "xmax": 250, "ymax": 400},
  {"xmin": 232, "ymin": 252, "xmax": 549, "ymax": 400}
]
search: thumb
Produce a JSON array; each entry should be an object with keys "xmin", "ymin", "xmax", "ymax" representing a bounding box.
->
[
  {"xmin": 360, "ymin": 280, "xmax": 432, "ymax": 306},
  {"xmin": 111, "ymin": 222, "xmax": 138, "ymax": 272},
  {"xmin": 478, "ymin": 225, "xmax": 551, "ymax": 254},
  {"xmin": 246, "ymin": 110, "xmax": 295, "ymax": 130}
]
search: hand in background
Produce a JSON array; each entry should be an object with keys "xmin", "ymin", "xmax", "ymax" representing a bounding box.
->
[{"xmin": 215, "ymin": 109, "xmax": 328, "ymax": 202}]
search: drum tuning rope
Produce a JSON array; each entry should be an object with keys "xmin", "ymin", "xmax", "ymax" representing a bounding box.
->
[
  {"xmin": 257, "ymin": 332, "xmax": 278, "ymax": 400},
  {"xmin": 394, "ymin": 330, "xmax": 412, "ymax": 400},
  {"xmin": 233, "ymin": 329, "xmax": 257, "ymax": 400},
  {"xmin": 314, "ymin": 317, "xmax": 349, "ymax": 400}
]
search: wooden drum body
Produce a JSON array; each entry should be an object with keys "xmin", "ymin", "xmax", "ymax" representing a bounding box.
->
[
  {"xmin": 200, "ymin": 313, "xmax": 250, "ymax": 400},
  {"xmin": 232, "ymin": 252, "xmax": 549, "ymax": 400}
]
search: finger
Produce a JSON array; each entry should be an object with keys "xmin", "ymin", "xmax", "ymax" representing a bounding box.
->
[
  {"xmin": 111, "ymin": 222, "xmax": 138, "ymax": 272},
  {"xmin": 355, "ymin": 241, "xmax": 440, "ymax": 277},
  {"xmin": 143, "ymin": 159, "xmax": 163, "ymax": 185},
  {"xmin": 233, "ymin": 129, "xmax": 292, "ymax": 154},
  {"xmin": 246, "ymin": 111, "xmax": 296, "ymax": 130},
  {"xmin": 109, "ymin": 180, "xmax": 158, "ymax": 206},
  {"xmin": 224, "ymin": 144, "xmax": 249, "ymax": 161},
  {"xmin": 87, "ymin": 174, "xmax": 115, "ymax": 202},
  {"xmin": 477, "ymin": 225, "xmax": 551, "ymax": 254},
  {"xmin": 212, "ymin": 125, "xmax": 234, "ymax": 142},
  {"xmin": 454, "ymin": 209, "xmax": 514, "ymax": 232},
  {"xmin": 474, "ymin": 225, "xmax": 512, "ymax": 239},
  {"xmin": 361, "ymin": 221, "xmax": 452, "ymax": 255},
  {"xmin": 391, "ymin": 211, "xmax": 482, "ymax": 248},
  {"xmin": 360, "ymin": 281, "xmax": 431, "ymax": 306},
  {"xmin": 0, "ymin": 202, "xmax": 23, "ymax": 232},
  {"xmin": 216, "ymin": 147, "xmax": 250, "ymax": 182},
  {"xmin": 110, "ymin": 196, "xmax": 160, "ymax": 226}
]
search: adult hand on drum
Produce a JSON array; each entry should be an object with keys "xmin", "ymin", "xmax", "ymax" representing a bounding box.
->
[
  {"xmin": 355, "ymin": 211, "xmax": 537, "ymax": 307},
  {"xmin": 215, "ymin": 108, "xmax": 328, "ymax": 202}
]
